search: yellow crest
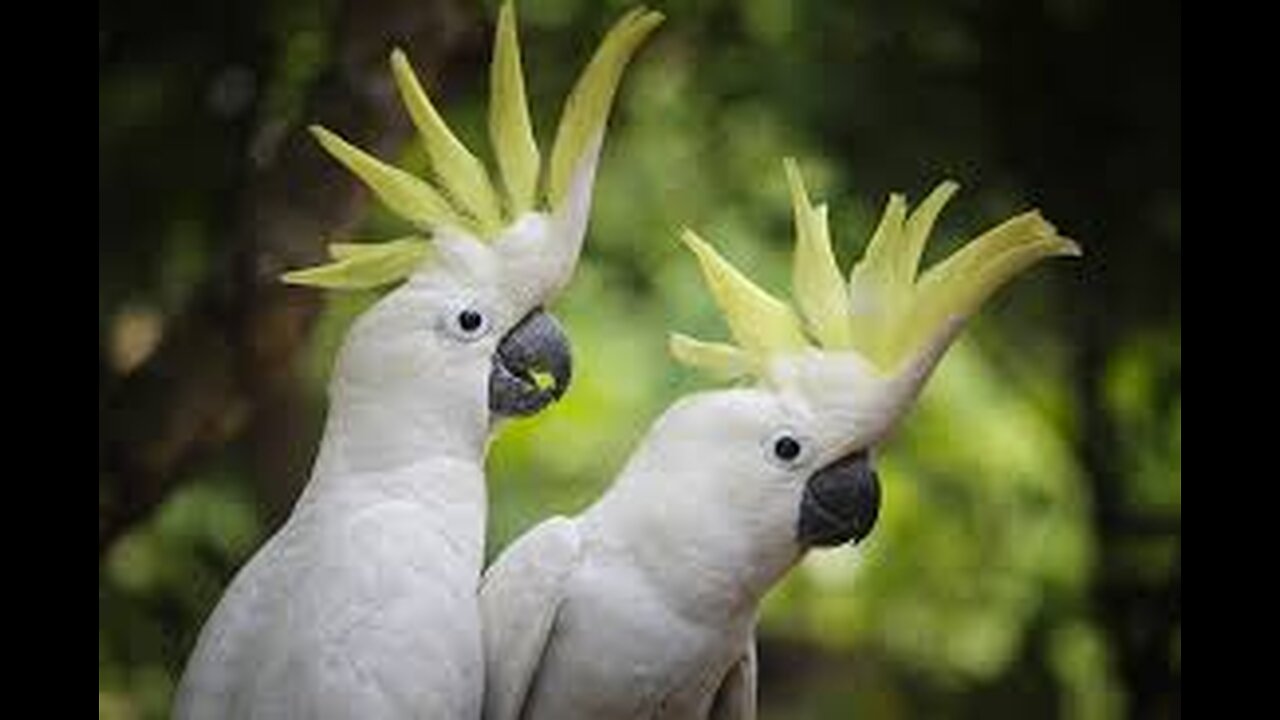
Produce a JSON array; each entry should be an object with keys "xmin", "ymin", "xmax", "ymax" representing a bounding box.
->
[
  {"xmin": 671, "ymin": 158, "xmax": 1081, "ymax": 379},
  {"xmin": 283, "ymin": 3, "xmax": 663, "ymax": 289}
]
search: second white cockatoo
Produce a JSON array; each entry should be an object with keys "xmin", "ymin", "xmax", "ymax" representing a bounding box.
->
[
  {"xmin": 173, "ymin": 4, "xmax": 662, "ymax": 718},
  {"xmin": 479, "ymin": 159, "xmax": 1079, "ymax": 719}
]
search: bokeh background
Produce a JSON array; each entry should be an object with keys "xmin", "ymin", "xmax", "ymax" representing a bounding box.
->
[{"xmin": 99, "ymin": 0, "xmax": 1181, "ymax": 717}]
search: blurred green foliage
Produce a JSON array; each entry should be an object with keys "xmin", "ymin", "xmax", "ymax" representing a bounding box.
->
[{"xmin": 100, "ymin": 0, "xmax": 1180, "ymax": 717}]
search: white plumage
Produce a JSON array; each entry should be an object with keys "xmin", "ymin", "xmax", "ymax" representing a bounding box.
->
[
  {"xmin": 480, "ymin": 160, "xmax": 1076, "ymax": 720},
  {"xmin": 176, "ymin": 242, "xmax": 516, "ymax": 719},
  {"xmin": 173, "ymin": 3, "xmax": 662, "ymax": 715}
]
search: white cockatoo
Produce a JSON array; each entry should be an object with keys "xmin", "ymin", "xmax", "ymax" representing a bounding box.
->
[
  {"xmin": 173, "ymin": 5, "xmax": 662, "ymax": 719},
  {"xmin": 479, "ymin": 159, "xmax": 1079, "ymax": 720}
]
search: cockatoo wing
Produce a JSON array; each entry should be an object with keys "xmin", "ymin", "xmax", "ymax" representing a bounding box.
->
[
  {"xmin": 709, "ymin": 635, "xmax": 758, "ymax": 720},
  {"xmin": 479, "ymin": 516, "xmax": 583, "ymax": 720}
]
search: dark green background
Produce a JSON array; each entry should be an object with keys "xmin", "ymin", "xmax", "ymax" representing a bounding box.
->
[{"xmin": 99, "ymin": 0, "xmax": 1180, "ymax": 717}]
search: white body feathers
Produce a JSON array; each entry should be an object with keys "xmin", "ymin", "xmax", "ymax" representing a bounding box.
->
[
  {"xmin": 482, "ymin": 391, "xmax": 808, "ymax": 720},
  {"xmin": 175, "ymin": 458, "xmax": 488, "ymax": 719},
  {"xmin": 176, "ymin": 269, "xmax": 496, "ymax": 719}
]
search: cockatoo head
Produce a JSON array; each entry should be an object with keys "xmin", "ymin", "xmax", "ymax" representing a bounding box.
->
[
  {"xmin": 284, "ymin": 3, "xmax": 662, "ymax": 421},
  {"xmin": 665, "ymin": 159, "xmax": 1079, "ymax": 551}
]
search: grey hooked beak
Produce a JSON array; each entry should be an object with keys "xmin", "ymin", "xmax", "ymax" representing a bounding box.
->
[
  {"xmin": 489, "ymin": 309, "xmax": 573, "ymax": 418},
  {"xmin": 797, "ymin": 450, "xmax": 881, "ymax": 547}
]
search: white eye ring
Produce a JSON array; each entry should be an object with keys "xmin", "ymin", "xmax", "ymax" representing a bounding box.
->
[
  {"xmin": 764, "ymin": 429, "xmax": 810, "ymax": 469},
  {"xmin": 440, "ymin": 305, "xmax": 491, "ymax": 342}
]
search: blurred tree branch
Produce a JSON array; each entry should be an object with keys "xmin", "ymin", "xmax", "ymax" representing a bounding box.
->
[{"xmin": 99, "ymin": 0, "xmax": 481, "ymax": 560}]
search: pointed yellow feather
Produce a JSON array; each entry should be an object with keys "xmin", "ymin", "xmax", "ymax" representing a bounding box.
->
[
  {"xmin": 889, "ymin": 210, "xmax": 1077, "ymax": 368},
  {"xmin": 390, "ymin": 49, "xmax": 503, "ymax": 234},
  {"xmin": 901, "ymin": 232, "xmax": 1077, "ymax": 363},
  {"xmin": 282, "ymin": 237, "xmax": 433, "ymax": 289},
  {"xmin": 899, "ymin": 180, "xmax": 959, "ymax": 284},
  {"xmin": 674, "ymin": 161, "xmax": 1078, "ymax": 383},
  {"xmin": 680, "ymin": 229, "xmax": 808, "ymax": 359},
  {"xmin": 547, "ymin": 8, "xmax": 663, "ymax": 206},
  {"xmin": 915, "ymin": 211, "xmax": 1076, "ymax": 312},
  {"xmin": 668, "ymin": 333, "xmax": 754, "ymax": 379},
  {"xmin": 328, "ymin": 243, "xmax": 365, "ymax": 260},
  {"xmin": 854, "ymin": 192, "xmax": 908, "ymax": 275},
  {"xmin": 920, "ymin": 210, "xmax": 1065, "ymax": 289},
  {"xmin": 785, "ymin": 159, "xmax": 852, "ymax": 349},
  {"xmin": 848, "ymin": 193, "xmax": 908, "ymax": 307},
  {"xmin": 846, "ymin": 192, "xmax": 909, "ymax": 364},
  {"xmin": 310, "ymin": 125, "xmax": 471, "ymax": 232},
  {"xmin": 851, "ymin": 181, "xmax": 958, "ymax": 364},
  {"xmin": 489, "ymin": 2, "xmax": 541, "ymax": 217},
  {"xmin": 327, "ymin": 240, "xmax": 391, "ymax": 260}
]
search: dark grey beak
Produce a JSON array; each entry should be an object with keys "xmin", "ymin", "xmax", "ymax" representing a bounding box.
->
[
  {"xmin": 489, "ymin": 308, "xmax": 572, "ymax": 418},
  {"xmin": 797, "ymin": 450, "xmax": 881, "ymax": 547}
]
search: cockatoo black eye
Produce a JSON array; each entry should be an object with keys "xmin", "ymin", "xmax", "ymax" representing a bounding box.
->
[
  {"xmin": 774, "ymin": 436, "xmax": 802, "ymax": 461},
  {"xmin": 458, "ymin": 309, "xmax": 483, "ymax": 332},
  {"xmin": 441, "ymin": 305, "xmax": 491, "ymax": 342},
  {"xmin": 764, "ymin": 429, "xmax": 808, "ymax": 469}
]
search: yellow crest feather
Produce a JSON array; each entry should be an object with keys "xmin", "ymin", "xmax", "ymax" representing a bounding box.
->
[
  {"xmin": 285, "ymin": 4, "xmax": 661, "ymax": 290},
  {"xmin": 672, "ymin": 159, "xmax": 1079, "ymax": 379},
  {"xmin": 786, "ymin": 158, "xmax": 852, "ymax": 349},
  {"xmin": 309, "ymin": 125, "xmax": 472, "ymax": 233},
  {"xmin": 547, "ymin": 8, "xmax": 664, "ymax": 206},
  {"xmin": 668, "ymin": 333, "xmax": 753, "ymax": 380},
  {"xmin": 489, "ymin": 1, "xmax": 541, "ymax": 218},
  {"xmin": 282, "ymin": 238, "xmax": 434, "ymax": 289},
  {"xmin": 390, "ymin": 50, "xmax": 503, "ymax": 235},
  {"xmin": 679, "ymin": 229, "xmax": 809, "ymax": 365}
]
